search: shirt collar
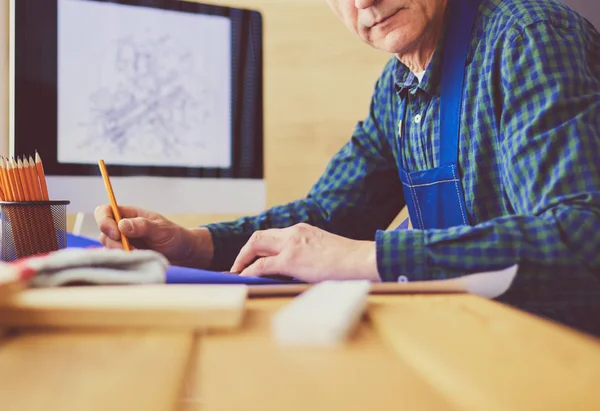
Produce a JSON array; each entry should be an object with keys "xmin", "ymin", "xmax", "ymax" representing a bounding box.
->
[{"xmin": 393, "ymin": 20, "xmax": 447, "ymax": 97}]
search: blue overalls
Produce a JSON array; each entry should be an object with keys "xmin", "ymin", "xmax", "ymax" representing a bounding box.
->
[{"xmin": 397, "ymin": 0, "xmax": 480, "ymax": 230}]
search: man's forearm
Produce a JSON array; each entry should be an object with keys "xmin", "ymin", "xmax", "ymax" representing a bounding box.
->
[{"xmin": 376, "ymin": 209, "xmax": 599, "ymax": 282}]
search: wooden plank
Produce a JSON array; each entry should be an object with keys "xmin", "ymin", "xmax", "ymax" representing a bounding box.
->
[
  {"xmin": 0, "ymin": 265, "xmax": 33, "ymax": 301},
  {"xmin": 247, "ymin": 281, "xmax": 466, "ymax": 298},
  {"xmin": 0, "ymin": 285, "xmax": 247, "ymax": 330},
  {"xmin": 370, "ymin": 294, "xmax": 600, "ymax": 411},
  {"xmin": 0, "ymin": 330, "xmax": 193, "ymax": 411},
  {"xmin": 183, "ymin": 298, "xmax": 456, "ymax": 411},
  {"xmin": 0, "ymin": 279, "xmax": 25, "ymax": 301}
]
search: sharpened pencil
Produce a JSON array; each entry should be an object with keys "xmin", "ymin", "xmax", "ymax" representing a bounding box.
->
[
  {"xmin": 17, "ymin": 157, "xmax": 32, "ymax": 201},
  {"xmin": 98, "ymin": 159, "xmax": 131, "ymax": 251},
  {"xmin": 35, "ymin": 151, "xmax": 49, "ymax": 201},
  {"xmin": 25, "ymin": 157, "xmax": 42, "ymax": 201}
]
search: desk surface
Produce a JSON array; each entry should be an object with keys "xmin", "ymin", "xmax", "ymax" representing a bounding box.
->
[{"xmin": 1, "ymin": 294, "xmax": 600, "ymax": 411}]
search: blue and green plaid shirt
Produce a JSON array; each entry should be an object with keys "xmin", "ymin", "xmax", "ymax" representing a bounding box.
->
[{"xmin": 207, "ymin": 0, "xmax": 600, "ymax": 335}]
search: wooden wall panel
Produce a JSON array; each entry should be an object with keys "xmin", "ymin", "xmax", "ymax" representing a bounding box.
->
[
  {"xmin": 164, "ymin": 0, "xmax": 395, "ymax": 228},
  {"xmin": 231, "ymin": 0, "xmax": 390, "ymax": 205}
]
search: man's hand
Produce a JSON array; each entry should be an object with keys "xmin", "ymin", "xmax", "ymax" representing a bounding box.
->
[
  {"xmin": 94, "ymin": 205, "xmax": 214, "ymax": 268},
  {"xmin": 230, "ymin": 223, "xmax": 381, "ymax": 283}
]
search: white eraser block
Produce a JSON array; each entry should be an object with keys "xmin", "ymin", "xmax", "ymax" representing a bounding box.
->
[{"xmin": 271, "ymin": 280, "xmax": 371, "ymax": 347}]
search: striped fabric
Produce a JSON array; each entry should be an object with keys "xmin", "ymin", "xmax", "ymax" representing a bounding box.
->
[{"xmin": 206, "ymin": 0, "xmax": 600, "ymax": 335}]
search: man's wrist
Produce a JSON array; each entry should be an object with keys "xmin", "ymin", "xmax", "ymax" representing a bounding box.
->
[
  {"xmin": 350, "ymin": 241, "xmax": 381, "ymax": 283},
  {"xmin": 175, "ymin": 227, "xmax": 214, "ymax": 269}
]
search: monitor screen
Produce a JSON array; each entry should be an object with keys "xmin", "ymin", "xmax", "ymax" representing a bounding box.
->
[{"xmin": 11, "ymin": 0, "xmax": 264, "ymax": 214}]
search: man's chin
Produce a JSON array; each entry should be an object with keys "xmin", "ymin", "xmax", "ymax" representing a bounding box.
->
[
  {"xmin": 369, "ymin": 33, "xmax": 412, "ymax": 55},
  {"xmin": 357, "ymin": 26, "xmax": 413, "ymax": 54}
]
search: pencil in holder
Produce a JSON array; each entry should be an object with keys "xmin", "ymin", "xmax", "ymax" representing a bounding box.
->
[{"xmin": 0, "ymin": 200, "xmax": 70, "ymax": 262}]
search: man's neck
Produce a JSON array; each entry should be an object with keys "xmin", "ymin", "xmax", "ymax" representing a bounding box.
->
[
  {"xmin": 397, "ymin": 45, "xmax": 437, "ymax": 73},
  {"xmin": 395, "ymin": 3, "xmax": 448, "ymax": 73}
]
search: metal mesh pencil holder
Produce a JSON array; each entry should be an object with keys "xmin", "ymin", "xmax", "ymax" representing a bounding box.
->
[{"xmin": 0, "ymin": 201, "xmax": 70, "ymax": 262}]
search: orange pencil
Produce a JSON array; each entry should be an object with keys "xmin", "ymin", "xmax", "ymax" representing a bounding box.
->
[
  {"xmin": 0, "ymin": 158, "xmax": 14, "ymax": 201},
  {"xmin": 8, "ymin": 159, "xmax": 24, "ymax": 201},
  {"xmin": 98, "ymin": 159, "xmax": 131, "ymax": 251},
  {"xmin": 26, "ymin": 156, "xmax": 42, "ymax": 201},
  {"xmin": 4, "ymin": 158, "xmax": 29, "ymax": 257},
  {"xmin": 35, "ymin": 151, "xmax": 50, "ymax": 201},
  {"xmin": 6, "ymin": 158, "xmax": 17, "ymax": 201},
  {"xmin": 30, "ymin": 156, "xmax": 56, "ymax": 252},
  {"xmin": 17, "ymin": 157, "xmax": 32, "ymax": 201},
  {"xmin": 14, "ymin": 158, "xmax": 26, "ymax": 201},
  {"xmin": 5, "ymin": 159, "xmax": 13, "ymax": 199},
  {"xmin": 16, "ymin": 157, "xmax": 36, "ymax": 255},
  {"xmin": 0, "ymin": 158, "xmax": 7, "ymax": 200}
]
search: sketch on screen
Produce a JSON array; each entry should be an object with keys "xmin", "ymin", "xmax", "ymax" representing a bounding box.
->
[
  {"xmin": 57, "ymin": 0, "xmax": 232, "ymax": 168},
  {"xmin": 83, "ymin": 34, "xmax": 212, "ymax": 157}
]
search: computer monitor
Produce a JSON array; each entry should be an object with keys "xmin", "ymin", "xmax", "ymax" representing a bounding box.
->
[{"xmin": 10, "ymin": 0, "xmax": 265, "ymax": 214}]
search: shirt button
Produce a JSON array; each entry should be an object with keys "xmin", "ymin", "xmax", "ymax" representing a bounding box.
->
[
  {"xmin": 414, "ymin": 114, "xmax": 422, "ymax": 124},
  {"xmin": 398, "ymin": 275, "xmax": 409, "ymax": 283}
]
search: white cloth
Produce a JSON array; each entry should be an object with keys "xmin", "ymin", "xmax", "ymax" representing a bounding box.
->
[
  {"xmin": 414, "ymin": 71, "xmax": 426, "ymax": 83},
  {"xmin": 11, "ymin": 248, "xmax": 169, "ymax": 287}
]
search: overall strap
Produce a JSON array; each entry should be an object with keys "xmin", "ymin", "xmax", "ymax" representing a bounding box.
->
[{"xmin": 439, "ymin": 0, "xmax": 482, "ymax": 166}]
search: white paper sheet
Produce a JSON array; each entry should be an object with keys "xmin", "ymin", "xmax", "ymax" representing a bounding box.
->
[{"xmin": 451, "ymin": 264, "xmax": 518, "ymax": 298}]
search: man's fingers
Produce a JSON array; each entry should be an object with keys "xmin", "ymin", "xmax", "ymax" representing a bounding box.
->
[
  {"xmin": 94, "ymin": 204, "xmax": 113, "ymax": 221},
  {"xmin": 95, "ymin": 205, "xmax": 149, "ymax": 241},
  {"xmin": 100, "ymin": 233, "xmax": 138, "ymax": 251},
  {"xmin": 95, "ymin": 205, "xmax": 120, "ymax": 241},
  {"xmin": 238, "ymin": 256, "xmax": 281, "ymax": 277},
  {"xmin": 117, "ymin": 205, "xmax": 158, "ymax": 220},
  {"xmin": 230, "ymin": 230, "xmax": 283, "ymax": 273},
  {"xmin": 118, "ymin": 217, "xmax": 150, "ymax": 238},
  {"xmin": 99, "ymin": 233, "xmax": 124, "ymax": 250}
]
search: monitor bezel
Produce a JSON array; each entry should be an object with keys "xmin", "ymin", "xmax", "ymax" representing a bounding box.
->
[{"xmin": 10, "ymin": 0, "xmax": 264, "ymax": 180}]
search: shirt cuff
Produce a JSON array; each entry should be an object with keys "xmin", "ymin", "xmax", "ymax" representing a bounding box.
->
[
  {"xmin": 204, "ymin": 223, "xmax": 251, "ymax": 272},
  {"xmin": 375, "ymin": 229, "xmax": 426, "ymax": 282}
]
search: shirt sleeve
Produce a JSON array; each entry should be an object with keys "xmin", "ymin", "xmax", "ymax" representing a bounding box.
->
[
  {"xmin": 206, "ymin": 60, "xmax": 405, "ymax": 271},
  {"xmin": 376, "ymin": 20, "xmax": 600, "ymax": 291}
]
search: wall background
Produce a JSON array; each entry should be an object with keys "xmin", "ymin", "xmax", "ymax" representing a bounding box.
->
[
  {"xmin": 0, "ymin": 0, "xmax": 598, "ymax": 229},
  {"xmin": 0, "ymin": 1, "xmax": 8, "ymax": 161}
]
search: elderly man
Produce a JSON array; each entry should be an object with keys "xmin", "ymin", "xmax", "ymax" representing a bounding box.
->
[{"xmin": 96, "ymin": 0, "xmax": 600, "ymax": 335}]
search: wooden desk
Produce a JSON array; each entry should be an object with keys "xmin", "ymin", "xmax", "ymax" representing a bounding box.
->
[
  {"xmin": 1, "ymin": 294, "xmax": 600, "ymax": 411},
  {"xmin": 0, "ymin": 330, "xmax": 192, "ymax": 411},
  {"xmin": 184, "ymin": 298, "xmax": 454, "ymax": 411}
]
